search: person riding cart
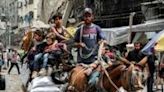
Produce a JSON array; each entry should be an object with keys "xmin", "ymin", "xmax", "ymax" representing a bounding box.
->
[{"xmin": 74, "ymin": 8, "xmax": 106, "ymax": 87}]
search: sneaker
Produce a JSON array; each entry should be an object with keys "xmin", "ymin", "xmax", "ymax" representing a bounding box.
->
[
  {"xmin": 38, "ymin": 68, "xmax": 46, "ymax": 76},
  {"xmin": 31, "ymin": 71, "xmax": 38, "ymax": 78}
]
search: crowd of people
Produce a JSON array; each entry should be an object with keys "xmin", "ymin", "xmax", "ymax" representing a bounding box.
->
[
  {"xmin": 0, "ymin": 47, "xmax": 20, "ymax": 75},
  {"xmin": 20, "ymin": 8, "xmax": 163, "ymax": 92}
]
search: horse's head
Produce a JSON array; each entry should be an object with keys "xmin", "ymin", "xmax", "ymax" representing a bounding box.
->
[
  {"xmin": 66, "ymin": 66, "xmax": 88, "ymax": 92},
  {"xmin": 130, "ymin": 64, "xmax": 145, "ymax": 90}
]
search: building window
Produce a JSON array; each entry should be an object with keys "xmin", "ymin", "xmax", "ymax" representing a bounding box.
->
[
  {"xmin": 2, "ymin": 8, "xmax": 4, "ymax": 13},
  {"xmin": 20, "ymin": 16, "xmax": 23, "ymax": 23},
  {"xmin": 18, "ymin": 2, "xmax": 23, "ymax": 8},
  {"xmin": 24, "ymin": 0, "xmax": 28, "ymax": 6},
  {"xmin": 29, "ymin": 0, "xmax": 33, "ymax": 4},
  {"xmin": 29, "ymin": 11, "xmax": 34, "ymax": 19}
]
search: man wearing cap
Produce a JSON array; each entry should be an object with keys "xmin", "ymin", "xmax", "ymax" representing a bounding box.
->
[{"xmin": 74, "ymin": 8, "xmax": 106, "ymax": 86}]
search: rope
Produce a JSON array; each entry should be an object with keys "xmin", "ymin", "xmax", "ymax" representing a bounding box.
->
[{"xmin": 97, "ymin": 42, "xmax": 120, "ymax": 92}]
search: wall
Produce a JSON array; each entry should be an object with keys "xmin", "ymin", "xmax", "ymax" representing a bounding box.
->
[
  {"xmin": 8, "ymin": 0, "xmax": 18, "ymax": 29},
  {"xmin": 18, "ymin": 0, "xmax": 39, "ymax": 28}
]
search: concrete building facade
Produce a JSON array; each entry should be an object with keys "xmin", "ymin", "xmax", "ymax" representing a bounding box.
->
[
  {"xmin": 8, "ymin": 0, "xmax": 18, "ymax": 29},
  {"xmin": 18, "ymin": 0, "xmax": 40, "ymax": 28}
]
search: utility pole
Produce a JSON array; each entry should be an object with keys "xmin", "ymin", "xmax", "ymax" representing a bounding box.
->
[
  {"xmin": 126, "ymin": 12, "xmax": 136, "ymax": 52},
  {"xmin": 128, "ymin": 12, "xmax": 136, "ymax": 44}
]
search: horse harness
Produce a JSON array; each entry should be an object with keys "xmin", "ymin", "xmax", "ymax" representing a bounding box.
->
[
  {"xmin": 67, "ymin": 65, "xmax": 88, "ymax": 92},
  {"xmin": 98, "ymin": 72, "xmax": 109, "ymax": 92},
  {"xmin": 122, "ymin": 64, "xmax": 143, "ymax": 91}
]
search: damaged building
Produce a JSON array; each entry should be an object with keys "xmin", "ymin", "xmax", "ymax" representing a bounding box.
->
[
  {"xmin": 39, "ymin": 0, "xmax": 164, "ymax": 26},
  {"xmin": 37, "ymin": 0, "xmax": 164, "ymax": 46}
]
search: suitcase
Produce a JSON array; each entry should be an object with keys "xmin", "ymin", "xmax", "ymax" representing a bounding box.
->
[{"xmin": 0, "ymin": 75, "xmax": 6, "ymax": 90}]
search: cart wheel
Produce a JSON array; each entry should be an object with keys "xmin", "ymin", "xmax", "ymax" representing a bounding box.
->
[{"xmin": 0, "ymin": 75, "xmax": 6, "ymax": 90}]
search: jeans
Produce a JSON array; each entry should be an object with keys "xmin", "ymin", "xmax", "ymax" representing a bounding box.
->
[
  {"xmin": 33, "ymin": 53, "xmax": 43, "ymax": 70},
  {"xmin": 8, "ymin": 63, "xmax": 20, "ymax": 74},
  {"xmin": 42, "ymin": 53, "xmax": 49, "ymax": 68}
]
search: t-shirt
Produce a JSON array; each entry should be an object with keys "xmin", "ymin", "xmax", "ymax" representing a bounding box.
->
[
  {"xmin": 44, "ymin": 42, "xmax": 65, "ymax": 52},
  {"xmin": 7, "ymin": 51, "xmax": 12, "ymax": 60},
  {"xmin": 51, "ymin": 26, "xmax": 67, "ymax": 42},
  {"xmin": 11, "ymin": 53, "xmax": 20, "ymax": 63},
  {"xmin": 36, "ymin": 42, "xmax": 48, "ymax": 53},
  {"xmin": 74, "ymin": 23, "xmax": 105, "ymax": 64},
  {"xmin": 127, "ymin": 50, "xmax": 145, "ymax": 63}
]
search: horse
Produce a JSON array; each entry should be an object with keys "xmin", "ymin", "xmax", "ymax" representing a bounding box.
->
[
  {"xmin": 66, "ymin": 62, "xmax": 148, "ymax": 92},
  {"xmin": 66, "ymin": 65, "xmax": 88, "ymax": 92},
  {"xmin": 66, "ymin": 64, "xmax": 125, "ymax": 92}
]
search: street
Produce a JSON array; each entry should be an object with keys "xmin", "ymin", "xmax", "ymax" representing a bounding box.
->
[{"xmin": 0, "ymin": 64, "xmax": 23, "ymax": 92}]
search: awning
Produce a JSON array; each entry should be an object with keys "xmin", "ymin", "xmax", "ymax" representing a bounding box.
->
[
  {"xmin": 141, "ymin": 30, "xmax": 164, "ymax": 54},
  {"xmin": 102, "ymin": 19, "xmax": 164, "ymax": 46},
  {"xmin": 154, "ymin": 34, "xmax": 164, "ymax": 52}
]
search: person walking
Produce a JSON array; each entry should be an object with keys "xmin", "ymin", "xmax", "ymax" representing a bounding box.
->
[{"xmin": 8, "ymin": 49, "xmax": 20, "ymax": 74}]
